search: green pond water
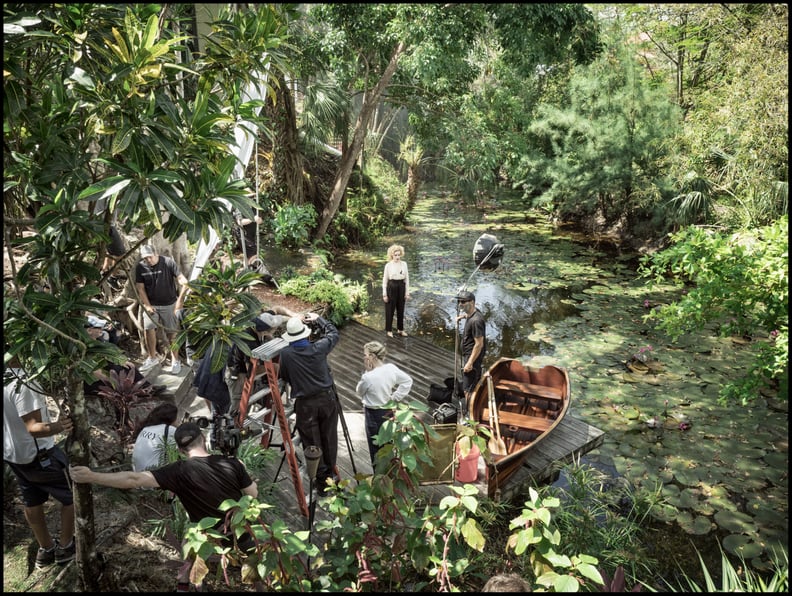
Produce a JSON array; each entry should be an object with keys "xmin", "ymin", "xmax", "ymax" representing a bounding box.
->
[{"xmin": 265, "ymin": 188, "xmax": 788, "ymax": 579}]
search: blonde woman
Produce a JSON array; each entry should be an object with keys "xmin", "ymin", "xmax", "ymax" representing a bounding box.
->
[
  {"xmin": 382, "ymin": 244, "xmax": 410, "ymax": 337},
  {"xmin": 356, "ymin": 341, "xmax": 413, "ymax": 467}
]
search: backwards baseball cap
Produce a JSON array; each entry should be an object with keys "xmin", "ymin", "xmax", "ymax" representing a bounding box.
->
[
  {"xmin": 174, "ymin": 422, "xmax": 203, "ymax": 449},
  {"xmin": 254, "ymin": 312, "xmax": 289, "ymax": 332},
  {"xmin": 140, "ymin": 244, "xmax": 156, "ymax": 258},
  {"xmin": 455, "ymin": 290, "xmax": 475, "ymax": 303},
  {"xmin": 282, "ymin": 316, "xmax": 311, "ymax": 342}
]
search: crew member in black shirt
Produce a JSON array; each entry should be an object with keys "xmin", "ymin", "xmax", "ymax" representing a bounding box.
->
[{"xmin": 135, "ymin": 244, "xmax": 189, "ymax": 374}]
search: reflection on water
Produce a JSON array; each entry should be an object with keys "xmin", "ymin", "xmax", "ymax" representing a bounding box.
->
[
  {"xmin": 332, "ymin": 237, "xmax": 584, "ymax": 365},
  {"xmin": 260, "ymin": 194, "xmax": 610, "ymax": 367}
]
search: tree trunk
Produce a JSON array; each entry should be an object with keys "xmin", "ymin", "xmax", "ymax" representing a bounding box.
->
[
  {"xmin": 314, "ymin": 41, "xmax": 406, "ymax": 241},
  {"xmin": 68, "ymin": 378, "xmax": 103, "ymax": 591},
  {"xmin": 406, "ymin": 163, "xmax": 421, "ymax": 212},
  {"xmin": 267, "ymin": 72, "xmax": 305, "ymax": 205}
]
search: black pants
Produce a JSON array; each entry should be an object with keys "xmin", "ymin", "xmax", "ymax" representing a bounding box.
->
[
  {"xmin": 462, "ymin": 357, "xmax": 483, "ymax": 396},
  {"xmin": 385, "ymin": 279, "xmax": 406, "ymax": 333},
  {"xmin": 364, "ymin": 407, "xmax": 394, "ymax": 468},
  {"xmin": 294, "ymin": 390, "xmax": 339, "ymax": 491}
]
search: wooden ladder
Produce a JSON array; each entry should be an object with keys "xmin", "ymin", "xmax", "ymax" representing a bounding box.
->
[{"xmin": 237, "ymin": 337, "xmax": 308, "ymax": 518}]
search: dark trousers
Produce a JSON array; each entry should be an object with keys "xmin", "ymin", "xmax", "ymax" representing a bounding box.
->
[
  {"xmin": 364, "ymin": 407, "xmax": 394, "ymax": 468},
  {"xmin": 462, "ymin": 356, "xmax": 483, "ymax": 397},
  {"xmin": 385, "ymin": 279, "xmax": 406, "ymax": 332},
  {"xmin": 294, "ymin": 390, "xmax": 339, "ymax": 490}
]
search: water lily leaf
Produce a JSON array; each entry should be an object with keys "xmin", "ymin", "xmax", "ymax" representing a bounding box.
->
[
  {"xmin": 621, "ymin": 372, "xmax": 644, "ymax": 384},
  {"xmin": 722, "ymin": 534, "xmax": 764, "ymax": 559},
  {"xmin": 613, "ymin": 456, "xmax": 631, "ymax": 476},
  {"xmin": 707, "ymin": 497, "xmax": 738, "ymax": 515},
  {"xmin": 621, "ymin": 406, "xmax": 642, "ymax": 420},
  {"xmin": 678, "ymin": 487, "xmax": 702, "ymax": 509},
  {"xmin": 760, "ymin": 466, "xmax": 787, "ymax": 484},
  {"xmin": 691, "ymin": 500, "xmax": 715, "ymax": 516},
  {"xmin": 658, "ymin": 469, "xmax": 674, "ymax": 483},
  {"xmin": 674, "ymin": 469, "xmax": 701, "ymax": 487},
  {"xmin": 714, "ymin": 510, "xmax": 755, "ymax": 533},
  {"xmin": 652, "ymin": 503, "xmax": 679, "ymax": 523},
  {"xmin": 627, "ymin": 461, "xmax": 648, "ymax": 478},
  {"xmin": 747, "ymin": 500, "xmax": 787, "ymax": 526},
  {"xmin": 699, "ymin": 482, "xmax": 729, "ymax": 498},
  {"xmin": 677, "ymin": 512, "xmax": 713, "ymax": 535}
]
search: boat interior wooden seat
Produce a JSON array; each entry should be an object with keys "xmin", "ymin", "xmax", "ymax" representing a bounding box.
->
[
  {"xmin": 482, "ymin": 408, "xmax": 553, "ymax": 433},
  {"xmin": 494, "ymin": 379, "xmax": 564, "ymax": 402}
]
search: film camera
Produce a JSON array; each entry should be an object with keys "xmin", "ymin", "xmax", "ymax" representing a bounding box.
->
[{"xmin": 189, "ymin": 412, "xmax": 258, "ymax": 456}]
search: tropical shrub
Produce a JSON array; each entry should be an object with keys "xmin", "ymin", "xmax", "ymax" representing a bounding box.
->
[
  {"xmin": 639, "ymin": 219, "xmax": 788, "ymax": 403},
  {"xmin": 273, "ymin": 203, "xmax": 318, "ymax": 249},
  {"xmin": 278, "ymin": 268, "xmax": 368, "ymax": 326}
]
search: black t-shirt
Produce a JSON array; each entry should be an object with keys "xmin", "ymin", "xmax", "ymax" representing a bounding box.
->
[
  {"xmin": 151, "ymin": 455, "xmax": 253, "ymax": 524},
  {"xmin": 135, "ymin": 255, "xmax": 181, "ymax": 306},
  {"xmin": 461, "ymin": 309, "xmax": 487, "ymax": 363}
]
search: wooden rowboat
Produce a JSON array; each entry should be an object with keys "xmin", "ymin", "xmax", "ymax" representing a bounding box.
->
[{"xmin": 468, "ymin": 358, "xmax": 571, "ymax": 498}]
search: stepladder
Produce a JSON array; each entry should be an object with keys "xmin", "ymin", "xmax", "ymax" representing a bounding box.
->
[{"xmin": 236, "ymin": 337, "xmax": 309, "ymax": 518}]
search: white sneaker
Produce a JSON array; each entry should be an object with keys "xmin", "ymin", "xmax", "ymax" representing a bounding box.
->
[
  {"xmin": 185, "ymin": 357, "xmax": 194, "ymax": 367},
  {"xmin": 169, "ymin": 360, "xmax": 182, "ymax": 375},
  {"xmin": 140, "ymin": 357, "xmax": 159, "ymax": 372}
]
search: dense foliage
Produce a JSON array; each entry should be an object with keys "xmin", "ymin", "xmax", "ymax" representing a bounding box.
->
[
  {"xmin": 639, "ymin": 219, "xmax": 788, "ymax": 403},
  {"xmin": 3, "ymin": 3, "xmax": 787, "ymax": 590}
]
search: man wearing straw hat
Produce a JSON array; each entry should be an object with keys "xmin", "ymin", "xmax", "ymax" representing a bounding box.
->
[{"xmin": 278, "ymin": 312, "xmax": 340, "ymax": 494}]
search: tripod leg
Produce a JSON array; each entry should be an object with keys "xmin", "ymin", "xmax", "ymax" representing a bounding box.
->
[{"xmin": 332, "ymin": 385, "xmax": 357, "ymax": 476}]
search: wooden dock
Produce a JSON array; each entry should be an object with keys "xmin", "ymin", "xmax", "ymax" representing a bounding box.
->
[{"xmin": 211, "ymin": 320, "xmax": 604, "ymax": 528}]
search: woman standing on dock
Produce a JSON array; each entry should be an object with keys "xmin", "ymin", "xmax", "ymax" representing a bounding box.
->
[
  {"xmin": 382, "ymin": 244, "xmax": 410, "ymax": 338},
  {"xmin": 356, "ymin": 341, "xmax": 413, "ymax": 468}
]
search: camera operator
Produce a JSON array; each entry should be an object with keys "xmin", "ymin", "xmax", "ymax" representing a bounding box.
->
[
  {"xmin": 278, "ymin": 312, "xmax": 340, "ymax": 494},
  {"xmin": 70, "ymin": 421, "xmax": 257, "ymax": 540}
]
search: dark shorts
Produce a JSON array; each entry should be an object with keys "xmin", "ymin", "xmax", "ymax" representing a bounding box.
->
[
  {"xmin": 108, "ymin": 226, "xmax": 127, "ymax": 257},
  {"xmin": 6, "ymin": 446, "xmax": 74, "ymax": 508}
]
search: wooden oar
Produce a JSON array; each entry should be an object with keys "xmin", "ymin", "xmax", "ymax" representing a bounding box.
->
[{"xmin": 487, "ymin": 375, "xmax": 507, "ymax": 456}]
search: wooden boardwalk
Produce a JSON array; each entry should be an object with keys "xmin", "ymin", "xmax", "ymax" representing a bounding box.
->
[{"xmin": 167, "ymin": 320, "xmax": 604, "ymax": 530}]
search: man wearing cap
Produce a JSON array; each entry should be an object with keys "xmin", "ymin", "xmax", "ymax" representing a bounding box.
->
[
  {"xmin": 70, "ymin": 422, "xmax": 257, "ymax": 590},
  {"xmin": 135, "ymin": 244, "xmax": 190, "ymax": 374},
  {"xmin": 455, "ymin": 291, "xmax": 487, "ymax": 404},
  {"xmin": 278, "ymin": 312, "xmax": 340, "ymax": 494},
  {"xmin": 70, "ymin": 421, "xmax": 257, "ymax": 527}
]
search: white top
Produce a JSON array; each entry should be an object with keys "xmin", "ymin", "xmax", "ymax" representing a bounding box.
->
[
  {"xmin": 356, "ymin": 363, "xmax": 414, "ymax": 409},
  {"xmin": 382, "ymin": 260, "xmax": 410, "ymax": 296},
  {"xmin": 3, "ymin": 369, "xmax": 54, "ymax": 464},
  {"xmin": 132, "ymin": 423, "xmax": 178, "ymax": 471}
]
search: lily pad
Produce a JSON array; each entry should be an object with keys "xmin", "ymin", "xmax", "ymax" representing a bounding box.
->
[
  {"xmin": 651, "ymin": 503, "xmax": 679, "ymax": 523},
  {"xmin": 674, "ymin": 469, "xmax": 701, "ymax": 487},
  {"xmin": 708, "ymin": 495, "xmax": 739, "ymax": 513},
  {"xmin": 679, "ymin": 514, "xmax": 713, "ymax": 536},
  {"xmin": 691, "ymin": 500, "xmax": 715, "ymax": 516},
  {"xmin": 714, "ymin": 509, "xmax": 756, "ymax": 534},
  {"xmin": 762, "ymin": 452, "xmax": 787, "ymax": 468},
  {"xmin": 722, "ymin": 534, "xmax": 765, "ymax": 559}
]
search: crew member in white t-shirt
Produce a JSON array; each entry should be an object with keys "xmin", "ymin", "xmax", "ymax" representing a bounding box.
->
[{"xmin": 131, "ymin": 403, "xmax": 178, "ymax": 471}]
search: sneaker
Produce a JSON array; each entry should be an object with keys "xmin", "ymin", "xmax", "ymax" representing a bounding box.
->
[
  {"xmin": 35, "ymin": 543, "xmax": 57, "ymax": 569},
  {"xmin": 169, "ymin": 360, "xmax": 182, "ymax": 375},
  {"xmin": 185, "ymin": 357, "xmax": 194, "ymax": 368},
  {"xmin": 55, "ymin": 539, "xmax": 75, "ymax": 565},
  {"xmin": 139, "ymin": 357, "xmax": 159, "ymax": 372}
]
